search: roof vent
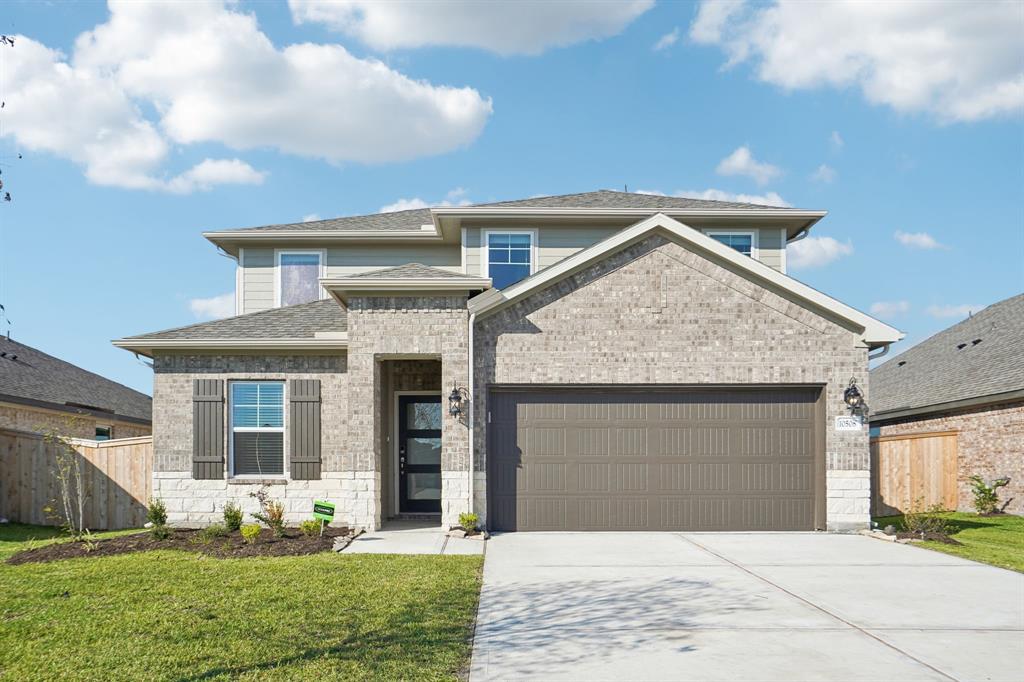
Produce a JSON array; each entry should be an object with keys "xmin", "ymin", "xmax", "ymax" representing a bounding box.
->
[
  {"xmin": 972, "ymin": 338, "xmax": 982, "ymax": 345},
  {"xmin": 897, "ymin": 360, "xmax": 906, "ymax": 367},
  {"xmin": 957, "ymin": 343, "xmax": 967, "ymax": 350}
]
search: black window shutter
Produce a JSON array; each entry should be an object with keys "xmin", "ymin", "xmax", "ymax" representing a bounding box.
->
[
  {"xmin": 192, "ymin": 379, "xmax": 225, "ymax": 479},
  {"xmin": 289, "ymin": 379, "xmax": 321, "ymax": 480}
]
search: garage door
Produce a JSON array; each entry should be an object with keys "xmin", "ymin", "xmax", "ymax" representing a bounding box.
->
[{"xmin": 487, "ymin": 388, "xmax": 823, "ymax": 531}]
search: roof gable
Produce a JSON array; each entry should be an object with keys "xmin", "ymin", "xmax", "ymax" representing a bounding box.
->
[{"xmin": 468, "ymin": 213, "xmax": 902, "ymax": 348}]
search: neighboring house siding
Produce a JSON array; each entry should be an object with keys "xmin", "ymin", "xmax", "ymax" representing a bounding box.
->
[
  {"xmin": 151, "ymin": 354, "xmax": 349, "ymax": 525},
  {"xmin": 874, "ymin": 400, "xmax": 1024, "ymax": 514},
  {"xmin": 0, "ymin": 401, "xmax": 150, "ymax": 439},
  {"xmin": 474, "ymin": 234, "xmax": 869, "ymax": 530}
]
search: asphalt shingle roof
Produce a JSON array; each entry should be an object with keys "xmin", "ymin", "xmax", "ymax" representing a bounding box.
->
[
  {"xmin": 124, "ymin": 299, "xmax": 347, "ymax": 341},
  {"xmin": 0, "ymin": 337, "xmax": 152, "ymax": 423},
  {"xmin": 223, "ymin": 190, "xmax": 801, "ymax": 234},
  {"xmin": 346, "ymin": 263, "xmax": 486, "ymax": 280},
  {"xmin": 870, "ymin": 293, "xmax": 1024, "ymax": 416}
]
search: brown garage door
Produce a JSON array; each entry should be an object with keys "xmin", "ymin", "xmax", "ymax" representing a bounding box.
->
[{"xmin": 487, "ymin": 387, "xmax": 823, "ymax": 531}]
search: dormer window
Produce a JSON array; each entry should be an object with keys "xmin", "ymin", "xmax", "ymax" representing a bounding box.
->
[
  {"xmin": 484, "ymin": 230, "xmax": 536, "ymax": 289},
  {"xmin": 707, "ymin": 230, "xmax": 757, "ymax": 258},
  {"xmin": 277, "ymin": 250, "xmax": 324, "ymax": 307}
]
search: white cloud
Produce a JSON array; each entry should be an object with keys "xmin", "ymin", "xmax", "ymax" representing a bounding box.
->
[
  {"xmin": 830, "ymin": 130, "xmax": 844, "ymax": 150},
  {"xmin": 0, "ymin": 1, "xmax": 492, "ymax": 191},
  {"xmin": 786, "ymin": 236, "xmax": 853, "ymax": 269},
  {"xmin": 926, "ymin": 303, "xmax": 983, "ymax": 319},
  {"xmin": 715, "ymin": 146, "xmax": 781, "ymax": 185},
  {"xmin": 166, "ymin": 159, "xmax": 265, "ymax": 194},
  {"xmin": 894, "ymin": 230, "xmax": 947, "ymax": 250},
  {"xmin": 869, "ymin": 301, "xmax": 910, "ymax": 319},
  {"xmin": 811, "ymin": 164, "xmax": 837, "ymax": 183},
  {"xmin": 289, "ymin": 0, "xmax": 653, "ymax": 56},
  {"xmin": 302, "ymin": 214, "xmax": 321, "ymax": 223},
  {"xmin": 690, "ymin": 0, "xmax": 1024, "ymax": 123},
  {"xmin": 653, "ymin": 28, "xmax": 680, "ymax": 51},
  {"xmin": 380, "ymin": 187, "xmax": 474, "ymax": 213},
  {"xmin": 189, "ymin": 292, "xmax": 235, "ymax": 320}
]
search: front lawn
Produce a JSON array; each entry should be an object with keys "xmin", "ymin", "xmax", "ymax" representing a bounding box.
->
[
  {"xmin": 0, "ymin": 523, "xmax": 483, "ymax": 680},
  {"xmin": 875, "ymin": 512, "xmax": 1024, "ymax": 573}
]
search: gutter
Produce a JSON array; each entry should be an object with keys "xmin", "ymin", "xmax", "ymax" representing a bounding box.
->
[
  {"xmin": 112, "ymin": 336, "xmax": 349, "ymax": 358},
  {"xmin": 870, "ymin": 388, "xmax": 1024, "ymax": 423}
]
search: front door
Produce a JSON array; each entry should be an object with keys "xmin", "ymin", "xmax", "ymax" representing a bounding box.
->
[{"xmin": 398, "ymin": 395, "xmax": 442, "ymax": 513}]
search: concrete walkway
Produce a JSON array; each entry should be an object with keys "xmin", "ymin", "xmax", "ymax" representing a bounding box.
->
[
  {"xmin": 470, "ymin": 532, "xmax": 1024, "ymax": 681},
  {"xmin": 341, "ymin": 520, "xmax": 484, "ymax": 555}
]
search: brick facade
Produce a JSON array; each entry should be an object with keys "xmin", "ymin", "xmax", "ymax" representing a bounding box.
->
[
  {"xmin": 0, "ymin": 401, "xmax": 150, "ymax": 439},
  {"xmin": 875, "ymin": 400, "xmax": 1024, "ymax": 514}
]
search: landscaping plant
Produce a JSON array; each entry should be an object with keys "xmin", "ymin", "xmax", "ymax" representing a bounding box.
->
[
  {"xmin": 903, "ymin": 499, "xmax": 951, "ymax": 537},
  {"xmin": 147, "ymin": 499, "xmax": 171, "ymax": 540},
  {"xmin": 969, "ymin": 475, "xmax": 1010, "ymax": 515},
  {"xmin": 198, "ymin": 523, "xmax": 229, "ymax": 543},
  {"xmin": 39, "ymin": 418, "xmax": 90, "ymax": 540},
  {"xmin": 222, "ymin": 501, "xmax": 243, "ymax": 531},
  {"xmin": 458, "ymin": 512, "xmax": 479, "ymax": 533},
  {"xmin": 299, "ymin": 519, "xmax": 321, "ymax": 537},
  {"xmin": 240, "ymin": 524, "xmax": 261, "ymax": 544},
  {"xmin": 249, "ymin": 487, "xmax": 286, "ymax": 537}
]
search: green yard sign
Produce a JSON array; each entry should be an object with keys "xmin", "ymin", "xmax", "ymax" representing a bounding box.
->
[{"xmin": 313, "ymin": 500, "xmax": 335, "ymax": 522}]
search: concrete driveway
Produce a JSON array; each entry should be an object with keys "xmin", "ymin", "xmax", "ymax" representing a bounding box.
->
[{"xmin": 470, "ymin": 533, "xmax": 1024, "ymax": 681}]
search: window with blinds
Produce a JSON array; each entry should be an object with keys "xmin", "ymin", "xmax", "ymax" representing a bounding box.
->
[{"xmin": 230, "ymin": 381, "xmax": 284, "ymax": 476}]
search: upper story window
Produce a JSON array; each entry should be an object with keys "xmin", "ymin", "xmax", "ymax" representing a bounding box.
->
[
  {"xmin": 230, "ymin": 381, "xmax": 284, "ymax": 477},
  {"xmin": 707, "ymin": 231, "xmax": 757, "ymax": 258},
  {"xmin": 277, "ymin": 251, "xmax": 323, "ymax": 307},
  {"xmin": 485, "ymin": 230, "xmax": 535, "ymax": 289}
]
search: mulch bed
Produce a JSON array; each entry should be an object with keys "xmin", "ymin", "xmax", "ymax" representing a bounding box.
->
[
  {"xmin": 896, "ymin": 531, "xmax": 962, "ymax": 545},
  {"xmin": 7, "ymin": 526, "xmax": 353, "ymax": 565}
]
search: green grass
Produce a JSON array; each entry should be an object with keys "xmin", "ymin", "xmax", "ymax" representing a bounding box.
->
[
  {"xmin": 0, "ymin": 524, "xmax": 484, "ymax": 680},
  {"xmin": 875, "ymin": 512, "xmax": 1024, "ymax": 573}
]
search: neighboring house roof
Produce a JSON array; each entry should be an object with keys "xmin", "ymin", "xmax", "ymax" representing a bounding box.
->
[
  {"xmin": 0, "ymin": 337, "xmax": 152, "ymax": 424},
  {"xmin": 114, "ymin": 299, "xmax": 348, "ymax": 356},
  {"xmin": 870, "ymin": 293, "xmax": 1024, "ymax": 420},
  {"xmin": 211, "ymin": 190, "xmax": 812, "ymax": 235},
  {"xmin": 468, "ymin": 213, "xmax": 903, "ymax": 348}
]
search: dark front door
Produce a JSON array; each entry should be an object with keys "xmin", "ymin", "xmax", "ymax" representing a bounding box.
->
[{"xmin": 399, "ymin": 395, "xmax": 442, "ymax": 513}]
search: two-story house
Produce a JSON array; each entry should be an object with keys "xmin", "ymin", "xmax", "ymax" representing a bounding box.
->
[{"xmin": 115, "ymin": 191, "xmax": 902, "ymax": 532}]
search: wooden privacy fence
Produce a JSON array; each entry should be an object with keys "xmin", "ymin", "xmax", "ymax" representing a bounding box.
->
[
  {"xmin": 871, "ymin": 431, "xmax": 958, "ymax": 516},
  {"xmin": 0, "ymin": 429, "xmax": 153, "ymax": 530}
]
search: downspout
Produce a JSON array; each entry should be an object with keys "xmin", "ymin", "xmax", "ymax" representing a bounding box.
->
[
  {"xmin": 467, "ymin": 310, "xmax": 477, "ymax": 519},
  {"xmin": 868, "ymin": 343, "xmax": 891, "ymax": 361}
]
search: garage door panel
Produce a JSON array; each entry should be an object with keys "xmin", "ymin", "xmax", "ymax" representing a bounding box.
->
[{"xmin": 488, "ymin": 388, "xmax": 821, "ymax": 531}]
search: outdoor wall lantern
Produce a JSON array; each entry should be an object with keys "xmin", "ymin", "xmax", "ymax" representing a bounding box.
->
[
  {"xmin": 448, "ymin": 384, "xmax": 464, "ymax": 417},
  {"xmin": 843, "ymin": 377, "xmax": 866, "ymax": 416}
]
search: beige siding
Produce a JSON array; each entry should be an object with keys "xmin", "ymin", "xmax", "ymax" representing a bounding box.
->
[
  {"xmin": 241, "ymin": 248, "xmax": 275, "ymax": 313},
  {"xmin": 756, "ymin": 227, "xmax": 786, "ymax": 273}
]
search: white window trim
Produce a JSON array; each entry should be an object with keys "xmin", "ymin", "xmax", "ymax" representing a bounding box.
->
[
  {"xmin": 236, "ymin": 247, "xmax": 245, "ymax": 316},
  {"xmin": 228, "ymin": 380, "xmax": 288, "ymax": 480},
  {"xmin": 274, "ymin": 249, "xmax": 327, "ymax": 308},
  {"xmin": 779, "ymin": 228, "xmax": 787, "ymax": 274},
  {"xmin": 704, "ymin": 229, "xmax": 759, "ymax": 260},
  {"xmin": 480, "ymin": 228, "xmax": 539, "ymax": 284}
]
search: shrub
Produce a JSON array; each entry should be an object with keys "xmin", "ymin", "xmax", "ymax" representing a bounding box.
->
[
  {"xmin": 198, "ymin": 523, "xmax": 229, "ymax": 543},
  {"xmin": 458, "ymin": 512, "xmax": 479, "ymax": 532},
  {"xmin": 151, "ymin": 524, "xmax": 172, "ymax": 541},
  {"xmin": 903, "ymin": 499, "xmax": 950, "ymax": 536},
  {"xmin": 250, "ymin": 487, "xmax": 286, "ymax": 537},
  {"xmin": 241, "ymin": 524, "xmax": 261, "ymax": 544},
  {"xmin": 299, "ymin": 519, "xmax": 321, "ymax": 537},
  {"xmin": 147, "ymin": 499, "xmax": 168, "ymax": 527},
  {"xmin": 969, "ymin": 475, "xmax": 1010, "ymax": 515},
  {"xmin": 222, "ymin": 501, "xmax": 243, "ymax": 531}
]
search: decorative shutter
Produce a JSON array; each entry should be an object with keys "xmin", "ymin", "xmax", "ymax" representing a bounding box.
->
[
  {"xmin": 192, "ymin": 379, "xmax": 225, "ymax": 479},
  {"xmin": 289, "ymin": 379, "xmax": 321, "ymax": 480}
]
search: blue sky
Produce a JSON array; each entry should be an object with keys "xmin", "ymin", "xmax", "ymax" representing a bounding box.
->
[{"xmin": 0, "ymin": 0, "xmax": 1021, "ymax": 395}]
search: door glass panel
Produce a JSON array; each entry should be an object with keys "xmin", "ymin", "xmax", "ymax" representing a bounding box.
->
[
  {"xmin": 406, "ymin": 437, "xmax": 441, "ymax": 465},
  {"xmin": 407, "ymin": 401, "xmax": 441, "ymax": 430},
  {"xmin": 407, "ymin": 473, "xmax": 441, "ymax": 500}
]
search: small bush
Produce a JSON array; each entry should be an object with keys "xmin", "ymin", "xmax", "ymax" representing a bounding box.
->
[
  {"xmin": 222, "ymin": 501, "xmax": 243, "ymax": 531},
  {"xmin": 300, "ymin": 519, "xmax": 321, "ymax": 537},
  {"xmin": 241, "ymin": 524, "xmax": 261, "ymax": 544},
  {"xmin": 250, "ymin": 487, "xmax": 286, "ymax": 537},
  {"xmin": 151, "ymin": 524, "xmax": 172, "ymax": 541},
  {"xmin": 147, "ymin": 499, "xmax": 168, "ymax": 527},
  {"xmin": 903, "ymin": 499, "xmax": 950, "ymax": 536},
  {"xmin": 198, "ymin": 523, "xmax": 229, "ymax": 543},
  {"xmin": 458, "ymin": 512, "xmax": 479, "ymax": 532},
  {"xmin": 969, "ymin": 475, "xmax": 1010, "ymax": 515}
]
